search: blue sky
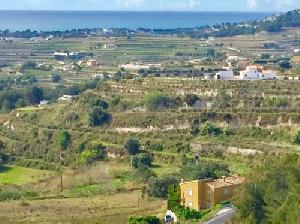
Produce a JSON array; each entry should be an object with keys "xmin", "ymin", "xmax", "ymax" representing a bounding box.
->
[{"xmin": 0, "ymin": 0, "xmax": 298, "ymax": 11}]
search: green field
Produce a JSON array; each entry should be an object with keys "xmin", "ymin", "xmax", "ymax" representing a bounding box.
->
[{"xmin": 0, "ymin": 166, "xmax": 53, "ymax": 185}]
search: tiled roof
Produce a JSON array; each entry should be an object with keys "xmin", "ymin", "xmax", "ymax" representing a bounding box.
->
[{"xmin": 206, "ymin": 176, "xmax": 245, "ymax": 188}]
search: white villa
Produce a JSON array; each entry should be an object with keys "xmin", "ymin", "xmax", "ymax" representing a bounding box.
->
[
  {"xmin": 240, "ymin": 66, "xmax": 278, "ymax": 80},
  {"xmin": 215, "ymin": 70, "xmax": 234, "ymax": 80},
  {"xmin": 58, "ymin": 95, "xmax": 79, "ymax": 102}
]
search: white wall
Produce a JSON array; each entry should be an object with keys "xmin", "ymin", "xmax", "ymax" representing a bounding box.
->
[{"xmin": 215, "ymin": 70, "xmax": 234, "ymax": 80}]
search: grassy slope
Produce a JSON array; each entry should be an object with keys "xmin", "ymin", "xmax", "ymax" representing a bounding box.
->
[{"xmin": 0, "ymin": 166, "xmax": 53, "ymax": 185}]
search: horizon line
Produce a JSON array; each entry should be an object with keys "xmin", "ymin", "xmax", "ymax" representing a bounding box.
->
[{"xmin": 0, "ymin": 9, "xmax": 282, "ymax": 13}]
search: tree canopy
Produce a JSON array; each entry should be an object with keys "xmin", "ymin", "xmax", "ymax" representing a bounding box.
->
[
  {"xmin": 56, "ymin": 130, "xmax": 71, "ymax": 151},
  {"xmin": 124, "ymin": 138, "xmax": 141, "ymax": 155},
  {"xmin": 235, "ymin": 154, "xmax": 300, "ymax": 224}
]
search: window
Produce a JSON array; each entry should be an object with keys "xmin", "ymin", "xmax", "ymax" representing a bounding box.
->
[
  {"xmin": 207, "ymin": 190, "xmax": 212, "ymax": 195},
  {"xmin": 188, "ymin": 201, "xmax": 193, "ymax": 207},
  {"xmin": 188, "ymin": 190, "xmax": 193, "ymax": 196},
  {"xmin": 224, "ymin": 188, "xmax": 229, "ymax": 195}
]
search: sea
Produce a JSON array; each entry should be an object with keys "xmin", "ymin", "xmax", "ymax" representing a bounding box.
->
[{"xmin": 0, "ymin": 11, "xmax": 274, "ymax": 32}]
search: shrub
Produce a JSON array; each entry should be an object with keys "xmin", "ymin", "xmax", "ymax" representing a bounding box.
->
[
  {"xmin": 291, "ymin": 130, "xmax": 300, "ymax": 144},
  {"xmin": 144, "ymin": 91, "xmax": 178, "ymax": 111},
  {"xmin": 133, "ymin": 166, "xmax": 156, "ymax": 183},
  {"xmin": 132, "ymin": 153, "xmax": 153, "ymax": 168},
  {"xmin": 148, "ymin": 144, "xmax": 164, "ymax": 152},
  {"xmin": 14, "ymin": 158, "xmax": 57, "ymax": 171},
  {"xmin": 174, "ymin": 206, "xmax": 206, "ymax": 220},
  {"xmin": 56, "ymin": 130, "xmax": 71, "ymax": 151},
  {"xmin": 184, "ymin": 94, "xmax": 200, "ymax": 107},
  {"xmin": 128, "ymin": 216, "xmax": 160, "ymax": 224},
  {"xmin": 79, "ymin": 144, "xmax": 106, "ymax": 165},
  {"xmin": 64, "ymin": 112, "xmax": 80, "ymax": 124},
  {"xmin": 0, "ymin": 189, "xmax": 37, "ymax": 202},
  {"xmin": 200, "ymin": 122, "xmax": 222, "ymax": 136}
]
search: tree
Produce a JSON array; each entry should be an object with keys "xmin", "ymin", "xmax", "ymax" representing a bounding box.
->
[
  {"xmin": 207, "ymin": 48, "xmax": 216, "ymax": 60},
  {"xmin": 184, "ymin": 94, "xmax": 200, "ymax": 107},
  {"xmin": 25, "ymin": 86, "xmax": 43, "ymax": 105},
  {"xmin": 51, "ymin": 74, "xmax": 61, "ymax": 83},
  {"xmin": 0, "ymin": 140, "xmax": 5, "ymax": 164},
  {"xmin": 124, "ymin": 138, "xmax": 140, "ymax": 155},
  {"xmin": 235, "ymin": 154, "xmax": 300, "ymax": 224},
  {"xmin": 132, "ymin": 153, "xmax": 153, "ymax": 168},
  {"xmin": 56, "ymin": 130, "xmax": 71, "ymax": 151},
  {"xmin": 21, "ymin": 61, "xmax": 37, "ymax": 70},
  {"xmin": 89, "ymin": 108, "xmax": 111, "ymax": 127},
  {"xmin": 279, "ymin": 60, "xmax": 292, "ymax": 70},
  {"xmin": 147, "ymin": 176, "xmax": 179, "ymax": 198}
]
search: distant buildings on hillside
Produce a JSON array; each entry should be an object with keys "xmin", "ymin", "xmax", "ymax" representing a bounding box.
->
[
  {"xmin": 213, "ymin": 65, "xmax": 278, "ymax": 81},
  {"xmin": 119, "ymin": 63, "xmax": 161, "ymax": 71},
  {"xmin": 87, "ymin": 59, "xmax": 99, "ymax": 67}
]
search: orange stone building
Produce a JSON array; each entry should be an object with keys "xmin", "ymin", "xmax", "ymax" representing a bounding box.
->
[{"xmin": 180, "ymin": 176, "xmax": 245, "ymax": 210}]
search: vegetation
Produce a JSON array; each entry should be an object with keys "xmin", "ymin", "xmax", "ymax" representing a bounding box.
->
[
  {"xmin": 128, "ymin": 216, "xmax": 160, "ymax": 224},
  {"xmin": 180, "ymin": 160, "xmax": 230, "ymax": 181},
  {"xmin": 79, "ymin": 144, "xmax": 106, "ymax": 165},
  {"xmin": 291, "ymin": 131, "xmax": 300, "ymax": 144},
  {"xmin": 144, "ymin": 91, "xmax": 179, "ymax": 111},
  {"xmin": 0, "ymin": 9, "xmax": 300, "ymax": 224},
  {"xmin": 89, "ymin": 108, "xmax": 111, "ymax": 127},
  {"xmin": 147, "ymin": 176, "xmax": 179, "ymax": 198},
  {"xmin": 235, "ymin": 154, "xmax": 300, "ymax": 224},
  {"xmin": 56, "ymin": 130, "xmax": 71, "ymax": 151},
  {"xmin": 132, "ymin": 153, "xmax": 153, "ymax": 168},
  {"xmin": 124, "ymin": 139, "xmax": 141, "ymax": 155}
]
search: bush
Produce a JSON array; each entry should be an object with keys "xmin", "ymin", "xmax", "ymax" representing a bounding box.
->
[
  {"xmin": 14, "ymin": 158, "xmax": 57, "ymax": 171},
  {"xmin": 132, "ymin": 153, "xmax": 153, "ymax": 168},
  {"xmin": 144, "ymin": 91, "xmax": 179, "ymax": 111},
  {"xmin": 200, "ymin": 122, "xmax": 222, "ymax": 136},
  {"xmin": 184, "ymin": 94, "xmax": 200, "ymax": 107},
  {"xmin": 79, "ymin": 144, "xmax": 106, "ymax": 165},
  {"xmin": 173, "ymin": 206, "xmax": 207, "ymax": 220},
  {"xmin": 148, "ymin": 144, "xmax": 164, "ymax": 152},
  {"xmin": 133, "ymin": 166, "xmax": 156, "ymax": 183},
  {"xmin": 0, "ymin": 189, "xmax": 38, "ymax": 201},
  {"xmin": 291, "ymin": 130, "xmax": 300, "ymax": 144},
  {"xmin": 128, "ymin": 216, "xmax": 160, "ymax": 224},
  {"xmin": 265, "ymin": 97, "xmax": 289, "ymax": 108},
  {"xmin": 64, "ymin": 112, "xmax": 80, "ymax": 124}
]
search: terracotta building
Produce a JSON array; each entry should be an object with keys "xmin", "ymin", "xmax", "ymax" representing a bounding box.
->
[
  {"xmin": 180, "ymin": 176, "xmax": 245, "ymax": 210},
  {"xmin": 87, "ymin": 59, "xmax": 99, "ymax": 67}
]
